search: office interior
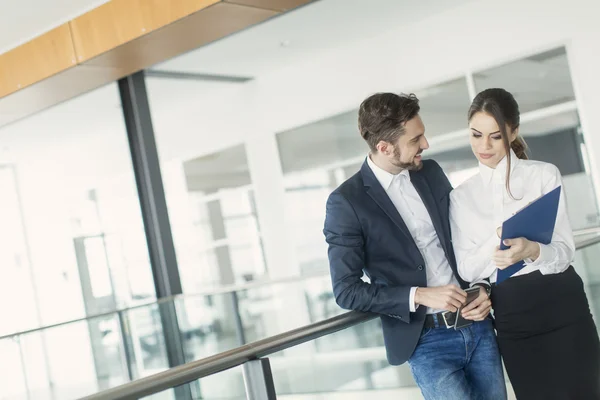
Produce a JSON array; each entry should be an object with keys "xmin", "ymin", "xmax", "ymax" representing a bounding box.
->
[{"xmin": 1, "ymin": 0, "xmax": 600, "ymax": 398}]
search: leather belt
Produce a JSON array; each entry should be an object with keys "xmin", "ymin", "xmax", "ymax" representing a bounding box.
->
[{"xmin": 424, "ymin": 311, "xmax": 457, "ymax": 329}]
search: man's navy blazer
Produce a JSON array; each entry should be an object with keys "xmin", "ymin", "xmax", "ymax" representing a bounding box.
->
[{"xmin": 323, "ymin": 158, "xmax": 468, "ymax": 365}]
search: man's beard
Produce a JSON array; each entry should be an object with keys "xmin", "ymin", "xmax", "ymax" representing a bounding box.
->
[{"xmin": 391, "ymin": 145, "xmax": 423, "ymax": 171}]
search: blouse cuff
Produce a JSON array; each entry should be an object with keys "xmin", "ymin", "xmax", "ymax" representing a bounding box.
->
[{"xmin": 524, "ymin": 243, "xmax": 552, "ymax": 267}]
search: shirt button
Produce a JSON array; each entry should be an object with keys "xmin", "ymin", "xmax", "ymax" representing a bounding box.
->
[{"xmin": 418, "ymin": 265, "xmax": 424, "ymax": 271}]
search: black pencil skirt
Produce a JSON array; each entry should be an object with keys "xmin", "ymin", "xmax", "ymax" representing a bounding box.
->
[{"xmin": 491, "ymin": 266, "xmax": 600, "ymax": 399}]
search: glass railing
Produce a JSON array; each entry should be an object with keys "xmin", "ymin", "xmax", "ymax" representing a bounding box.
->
[
  {"xmin": 2, "ymin": 231, "xmax": 600, "ymax": 400},
  {"xmin": 136, "ymin": 317, "xmax": 405, "ymax": 400},
  {"xmin": 0, "ymin": 272, "xmax": 341, "ymax": 400}
]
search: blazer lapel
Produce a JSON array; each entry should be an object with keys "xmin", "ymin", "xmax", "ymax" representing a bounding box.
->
[
  {"xmin": 410, "ymin": 171, "xmax": 451, "ymax": 258},
  {"xmin": 361, "ymin": 161, "xmax": 416, "ymax": 246}
]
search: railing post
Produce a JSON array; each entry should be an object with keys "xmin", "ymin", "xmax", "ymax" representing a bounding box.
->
[
  {"xmin": 117, "ymin": 311, "xmax": 136, "ymax": 382},
  {"xmin": 242, "ymin": 358, "xmax": 277, "ymax": 400},
  {"xmin": 230, "ymin": 291, "xmax": 247, "ymax": 345}
]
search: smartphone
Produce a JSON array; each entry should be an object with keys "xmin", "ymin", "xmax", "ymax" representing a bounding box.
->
[{"xmin": 454, "ymin": 286, "xmax": 481, "ymax": 330}]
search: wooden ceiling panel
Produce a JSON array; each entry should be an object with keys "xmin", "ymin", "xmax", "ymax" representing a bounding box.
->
[
  {"xmin": 0, "ymin": 24, "xmax": 76, "ymax": 98},
  {"xmin": 69, "ymin": 0, "xmax": 221, "ymax": 63},
  {"xmin": 0, "ymin": 0, "xmax": 316, "ymax": 127},
  {"xmin": 0, "ymin": 64, "xmax": 120, "ymax": 127},
  {"xmin": 224, "ymin": 0, "xmax": 314, "ymax": 12},
  {"xmin": 0, "ymin": 2, "xmax": 279, "ymax": 128},
  {"xmin": 81, "ymin": 2, "xmax": 278, "ymax": 71}
]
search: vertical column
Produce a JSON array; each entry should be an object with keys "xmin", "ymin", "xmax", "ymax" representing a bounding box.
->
[
  {"xmin": 568, "ymin": 31, "xmax": 600, "ymax": 320},
  {"xmin": 568, "ymin": 33, "xmax": 600, "ymax": 211},
  {"xmin": 245, "ymin": 130, "xmax": 301, "ymax": 279},
  {"xmin": 159, "ymin": 160, "xmax": 196, "ymax": 290},
  {"xmin": 242, "ymin": 86, "xmax": 313, "ymax": 357},
  {"xmin": 118, "ymin": 72, "xmax": 191, "ymax": 399},
  {"xmin": 118, "ymin": 72, "xmax": 182, "ymax": 297}
]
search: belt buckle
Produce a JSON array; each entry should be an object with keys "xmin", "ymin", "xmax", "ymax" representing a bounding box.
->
[{"xmin": 441, "ymin": 311, "xmax": 454, "ymax": 329}]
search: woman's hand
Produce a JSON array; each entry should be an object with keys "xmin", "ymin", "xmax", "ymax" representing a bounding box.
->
[{"xmin": 493, "ymin": 238, "xmax": 540, "ymax": 269}]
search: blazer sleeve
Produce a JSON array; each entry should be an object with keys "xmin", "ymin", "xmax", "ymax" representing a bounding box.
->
[{"xmin": 323, "ymin": 191, "xmax": 412, "ymax": 322}]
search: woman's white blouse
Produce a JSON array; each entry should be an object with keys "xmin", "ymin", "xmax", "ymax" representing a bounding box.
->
[{"xmin": 450, "ymin": 150, "xmax": 575, "ymax": 283}]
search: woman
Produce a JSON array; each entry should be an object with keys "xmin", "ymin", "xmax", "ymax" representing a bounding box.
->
[{"xmin": 450, "ymin": 88, "xmax": 600, "ymax": 399}]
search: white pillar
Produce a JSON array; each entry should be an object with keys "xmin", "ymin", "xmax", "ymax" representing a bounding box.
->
[
  {"xmin": 568, "ymin": 31, "xmax": 600, "ymax": 212},
  {"xmin": 245, "ymin": 131, "xmax": 303, "ymax": 279},
  {"xmin": 242, "ymin": 85, "xmax": 301, "ymax": 280},
  {"xmin": 161, "ymin": 159, "xmax": 209, "ymax": 292},
  {"xmin": 242, "ymin": 86, "xmax": 313, "ymax": 354}
]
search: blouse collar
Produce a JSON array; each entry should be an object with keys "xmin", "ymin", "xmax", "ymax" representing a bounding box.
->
[{"xmin": 478, "ymin": 149, "xmax": 520, "ymax": 186}]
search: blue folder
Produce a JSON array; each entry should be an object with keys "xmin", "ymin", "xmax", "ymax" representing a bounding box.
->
[{"xmin": 496, "ymin": 185, "xmax": 561, "ymax": 284}]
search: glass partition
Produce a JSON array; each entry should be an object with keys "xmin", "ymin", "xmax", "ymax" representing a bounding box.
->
[
  {"xmin": 473, "ymin": 47, "xmax": 576, "ymax": 113},
  {"xmin": 0, "ymin": 84, "xmax": 154, "ymax": 331},
  {"xmin": 1, "ymin": 230, "xmax": 597, "ymax": 399},
  {"xmin": 417, "ymin": 77, "xmax": 471, "ymax": 136}
]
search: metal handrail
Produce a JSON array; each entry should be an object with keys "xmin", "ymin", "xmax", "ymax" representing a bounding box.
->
[
  {"xmin": 80, "ymin": 310, "xmax": 376, "ymax": 400},
  {"xmin": 573, "ymin": 227, "xmax": 600, "ymax": 237},
  {"xmin": 79, "ymin": 232, "xmax": 600, "ymax": 400},
  {"xmin": 574, "ymin": 233, "xmax": 600, "ymax": 250}
]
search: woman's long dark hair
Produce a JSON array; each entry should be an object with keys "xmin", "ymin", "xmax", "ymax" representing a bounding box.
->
[{"xmin": 468, "ymin": 88, "xmax": 528, "ymax": 198}]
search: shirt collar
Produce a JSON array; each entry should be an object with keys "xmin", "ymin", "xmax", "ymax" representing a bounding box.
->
[
  {"xmin": 479, "ymin": 149, "xmax": 520, "ymax": 185},
  {"xmin": 367, "ymin": 154, "xmax": 410, "ymax": 190}
]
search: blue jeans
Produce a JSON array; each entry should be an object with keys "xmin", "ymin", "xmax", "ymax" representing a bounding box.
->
[{"xmin": 408, "ymin": 319, "xmax": 507, "ymax": 400}]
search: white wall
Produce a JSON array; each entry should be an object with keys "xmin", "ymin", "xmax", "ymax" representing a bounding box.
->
[{"xmin": 568, "ymin": 31, "xmax": 600, "ymax": 201}]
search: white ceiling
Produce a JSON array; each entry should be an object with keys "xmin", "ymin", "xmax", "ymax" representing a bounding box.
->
[
  {"xmin": 0, "ymin": 0, "xmax": 580, "ymax": 191},
  {"xmin": 0, "ymin": 0, "xmax": 109, "ymax": 55},
  {"xmin": 153, "ymin": 0, "xmax": 475, "ymax": 78}
]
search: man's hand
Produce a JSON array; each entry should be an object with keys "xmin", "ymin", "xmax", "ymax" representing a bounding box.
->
[
  {"xmin": 415, "ymin": 285, "xmax": 467, "ymax": 312},
  {"xmin": 461, "ymin": 286, "xmax": 491, "ymax": 321},
  {"xmin": 493, "ymin": 238, "xmax": 540, "ymax": 269}
]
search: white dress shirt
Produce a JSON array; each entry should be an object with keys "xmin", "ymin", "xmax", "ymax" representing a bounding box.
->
[
  {"xmin": 450, "ymin": 150, "xmax": 575, "ymax": 283},
  {"xmin": 367, "ymin": 156, "xmax": 460, "ymax": 314}
]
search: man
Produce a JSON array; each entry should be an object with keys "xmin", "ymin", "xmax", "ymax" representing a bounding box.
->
[{"xmin": 323, "ymin": 93, "xmax": 507, "ymax": 399}]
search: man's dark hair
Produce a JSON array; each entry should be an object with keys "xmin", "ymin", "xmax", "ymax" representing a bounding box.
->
[{"xmin": 358, "ymin": 92, "xmax": 420, "ymax": 152}]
